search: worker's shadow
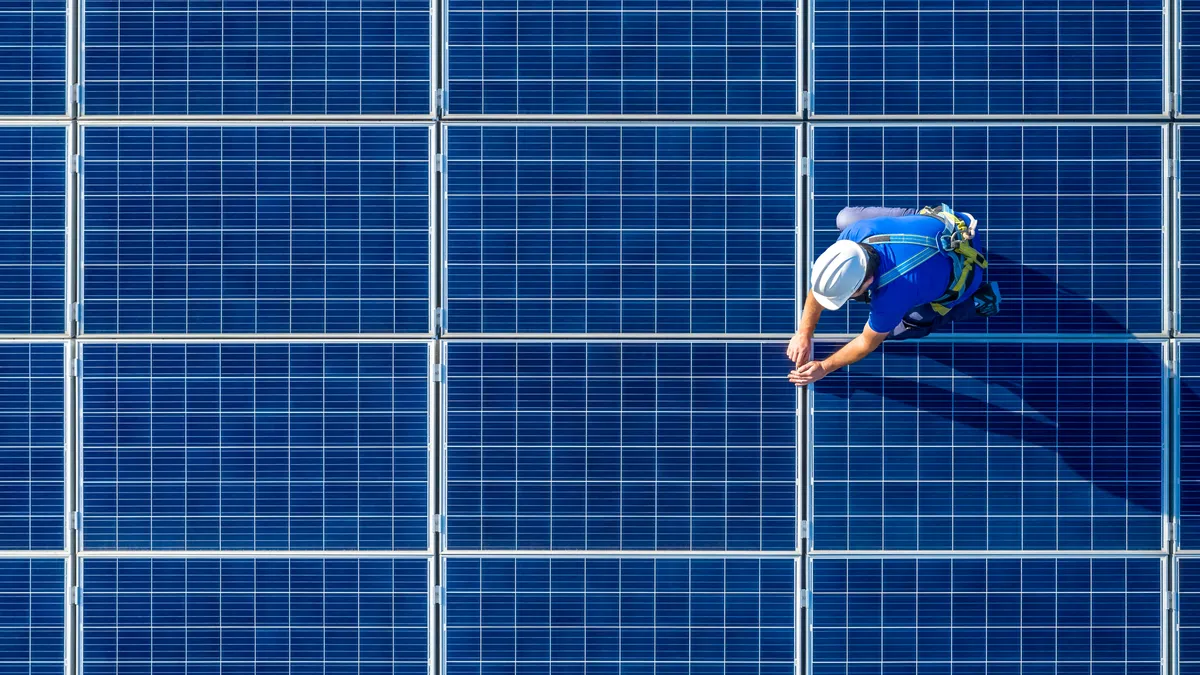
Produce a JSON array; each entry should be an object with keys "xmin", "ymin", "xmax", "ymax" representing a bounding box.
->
[{"xmin": 815, "ymin": 252, "xmax": 1165, "ymax": 523}]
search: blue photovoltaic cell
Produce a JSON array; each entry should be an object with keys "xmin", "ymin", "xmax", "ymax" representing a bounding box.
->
[
  {"xmin": 80, "ymin": 342, "xmax": 430, "ymax": 551},
  {"xmin": 445, "ymin": 126, "xmax": 797, "ymax": 335},
  {"xmin": 0, "ymin": 558, "xmax": 64, "ymax": 675},
  {"xmin": 0, "ymin": 126, "xmax": 65, "ymax": 335},
  {"xmin": 81, "ymin": 126, "xmax": 432, "ymax": 335},
  {"xmin": 1177, "ymin": 127, "xmax": 1200, "ymax": 333},
  {"xmin": 0, "ymin": 0, "xmax": 65, "ymax": 115},
  {"xmin": 812, "ymin": 341, "xmax": 1164, "ymax": 552},
  {"xmin": 445, "ymin": 0, "xmax": 797, "ymax": 115},
  {"xmin": 1183, "ymin": 559, "xmax": 1200, "ymax": 675},
  {"xmin": 811, "ymin": 125, "xmax": 1165, "ymax": 335},
  {"xmin": 0, "ymin": 344, "xmax": 64, "ymax": 551},
  {"xmin": 81, "ymin": 0, "xmax": 431, "ymax": 115},
  {"xmin": 1180, "ymin": 343, "xmax": 1200, "ymax": 549},
  {"xmin": 81, "ymin": 558, "xmax": 429, "ymax": 675},
  {"xmin": 811, "ymin": 558, "xmax": 1162, "ymax": 674},
  {"xmin": 812, "ymin": 0, "xmax": 1164, "ymax": 115},
  {"xmin": 444, "ymin": 557, "xmax": 794, "ymax": 675},
  {"xmin": 445, "ymin": 341, "xmax": 797, "ymax": 551}
]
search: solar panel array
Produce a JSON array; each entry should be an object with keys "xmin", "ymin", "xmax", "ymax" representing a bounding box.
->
[{"xmin": 5, "ymin": 1, "xmax": 1200, "ymax": 675}]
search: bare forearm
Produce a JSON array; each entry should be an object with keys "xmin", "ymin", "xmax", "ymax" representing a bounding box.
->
[
  {"xmin": 822, "ymin": 333, "xmax": 882, "ymax": 373},
  {"xmin": 798, "ymin": 289, "xmax": 823, "ymax": 338}
]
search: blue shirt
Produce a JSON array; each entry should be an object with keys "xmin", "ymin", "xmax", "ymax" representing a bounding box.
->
[{"xmin": 837, "ymin": 212, "xmax": 982, "ymax": 333}]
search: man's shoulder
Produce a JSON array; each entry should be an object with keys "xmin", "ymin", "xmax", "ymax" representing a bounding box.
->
[{"xmin": 841, "ymin": 215, "xmax": 934, "ymax": 241}]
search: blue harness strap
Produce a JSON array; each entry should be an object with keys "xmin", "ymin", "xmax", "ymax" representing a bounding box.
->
[{"xmin": 861, "ymin": 205, "xmax": 987, "ymax": 314}]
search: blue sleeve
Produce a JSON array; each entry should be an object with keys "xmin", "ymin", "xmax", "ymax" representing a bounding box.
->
[{"xmin": 866, "ymin": 287, "xmax": 916, "ymax": 334}]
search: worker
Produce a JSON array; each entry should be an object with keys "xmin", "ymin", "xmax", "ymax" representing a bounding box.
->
[{"xmin": 788, "ymin": 205, "xmax": 1002, "ymax": 386}]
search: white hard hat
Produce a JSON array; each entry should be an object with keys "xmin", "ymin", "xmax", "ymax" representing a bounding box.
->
[{"xmin": 811, "ymin": 240, "xmax": 869, "ymax": 310}]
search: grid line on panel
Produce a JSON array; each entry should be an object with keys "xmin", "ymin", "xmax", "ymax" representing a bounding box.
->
[
  {"xmin": 78, "ymin": 125, "xmax": 433, "ymax": 336},
  {"xmin": 810, "ymin": 557, "xmax": 1164, "ymax": 672},
  {"xmin": 79, "ymin": 0, "xmax": 433, "ymax": 116},
  {"xmin": 78, "ymin": 341, "xmax": 430, "ymax": 552},
  {"xmin": 443, "ymin": 341, "xmax": 798, "ymax": 552},
  {"xmin": 443, "ymin": 0, "xmax": 798, "ymax": 116},
  {"xmin": 443, "ymin": 125, "xmax": 798, "ymax": 335},
  {"xmin": 443, "ymin": 557, "xmax": 796, "ymax": 672},
  {"xmin": 809, "ymin": 124, "xmax": 1166, "ymax": 336},
  {"xmin": 810, "ymin": 0, "xmax": 1167, "ymax": 116},
  {"xmin": 79, "ymin": 557, "xmax": 430, "ymax": 674},
  {"xmin": 1183, "ymin": 557, "xmax": 1200, "ymax": 675},
  {"xmin": 810, "ymin": 341, "xmax": 1166, "ymax": 553},
  {"xmin": 1178, "ymin": 342, "xmax": 1200, "ymax": 549}
]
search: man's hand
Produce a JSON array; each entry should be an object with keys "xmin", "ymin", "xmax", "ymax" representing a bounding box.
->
[
  {"xmin": 786, "ymin": 334, "xmax": 813, "ymax": 365},
  {"xmin": 789, "ymin": 360, "xmax": 828, "ymax": 386}
]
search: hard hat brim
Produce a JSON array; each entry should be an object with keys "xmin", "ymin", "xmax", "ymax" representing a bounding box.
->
[{"xmin": 812, "ymin": 291, "xmax": 847, "ymax": 311}]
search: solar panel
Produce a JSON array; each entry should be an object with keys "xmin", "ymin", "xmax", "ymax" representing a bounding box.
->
[
  {"xmin": 0, "ymin": 344, "xmax": 64, "ymax": 551},
  {"xmin": 1177, "ymin": 126, "xmax": 1200, "ymax": 334},
  {"xmin": 810, "ymin": 124, "xmax": 1166, "ymax": 336},
  {"xmin": 80, "ymin": 125, "xmax": 432, "ymax": 335},
  {"xmin": 79, "ymin": 342, "xmax": 430, "ymax": 551},
  {"xmin": 1181, "ymin": 0, "xmax": 1200, "ymax": 114},
  {"xmin": 810, "ymin": 557, "xmax": 1163, "ymax": 674},
  {"xmin": 444, "ymin": 125, "xmax": 797, "ymax": 335},
  {"xmin": 0, "ymin": 1, "xmax": 65, "ymax": 115},
  {"xmin": 81, "ymin": 557, "xmax": 429, "ymax": 675},
  {"xmin": 0, "ymin": 558, "xmax": 64, "ymax": 675},
  {"xmin": 1180, "ymin": 342, "xmax": 1200, "ymax": 549},
  {"xmin": 444, "ymin": 341, "xmax": 796, "ymax": 551},
  {"xmin": 1182, "ymin": 558, "xmax": 1200, "ymax": 675},
  {"xmin": 80, "ymin": 0, "xmax": 432, "ymax": 115},
  {"xmin": 444, "ymin": 0, "xmax": 797, "ymax": 115},
  {"xmin": 811, "ymin": 0, "xmax": 1165, "ymax": 116},
  {"xmin": 0, "ymin": 126, "xmax": 65, "ymax": 335},
  {"xmin": 444, "ymin": 557, "xmax": 795, "ymax": 675},
  {"xmin": 812, "ymin": 341, "xmax": 1164, "ymax": 552}
]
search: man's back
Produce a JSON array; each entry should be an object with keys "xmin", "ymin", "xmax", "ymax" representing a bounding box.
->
[{"xmin": 836, "ymin": 213, "xmax": 969, "ymax": 333}]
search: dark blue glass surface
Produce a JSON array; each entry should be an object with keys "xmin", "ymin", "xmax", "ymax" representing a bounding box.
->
[
  {"xmin": 0, "ymin": 559, "xmax": 64, "ymax": 675},
  {"xmin": 812, "ymin": 0, "xmax": 1165, "ymax": 115},
  {"xmin": 81, "ymin": 126, "xmax": 432, "ymax": 335},
  {"xmin": 0, "ymin": 0, "xmax": 65, "ymax": 115},
  {"xmin": 0, "ymin": 344, "xmax": 64, "ymax": 550},
  {"xmin": 813, "ymin": 341, "xmax": 1164, "ymax": 552},
  {"xmin": 445, "ymin": 557, "xmax": 795, "ymax": 675},
  {"xmin": 79, "ymin": 342, "xmax": 430, "ymax": 551},
  {"xmin": 445, "ymin": 341, "xmax": 797, "ymax": 551},
  {"xmin": 82, "ymin": 0, "xmax": 431, "ymax": 115},
  {"xmin": 445, "ymin": 125, "xmax": 797, "ymax": 335},
  {"xmin": 0, "ymin": 126, "xmax": 65, "ymax": 335},
  {"xmin": 811, "ymin": 125, "xmax": 1165, "ymax": 335},
  {"xmin": 811, "ymin": 558, "xmax": 1162, "ymax": 673},
  {"xmin": 81, "ymin": 558, "xmax": 429, "ymax": 674},
  {"xmin": 445, "ymin": 0, "xmax": 797, "ymax": 114}
]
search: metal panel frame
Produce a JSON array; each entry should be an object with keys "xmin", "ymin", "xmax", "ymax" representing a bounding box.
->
[
  {"xmin": 806, "ymin": 121, "xmax": 1172, "ymax": 339},
  {"xmin": 75, "ymin": 120, "xmax": 438, "ymax": 339},
  {"xmin": 74, "ymin": 338, "xmax": 437, "ymax": 557}
]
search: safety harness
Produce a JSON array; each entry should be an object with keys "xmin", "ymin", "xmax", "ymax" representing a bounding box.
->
[{"xmin": 862, "ymin": 204, "xmax": 988, "ymax": 316}]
